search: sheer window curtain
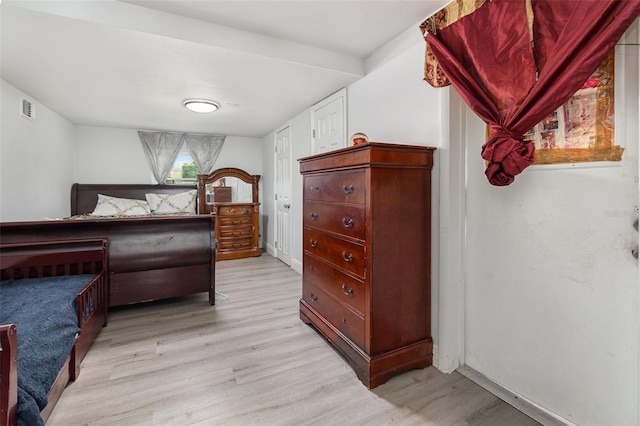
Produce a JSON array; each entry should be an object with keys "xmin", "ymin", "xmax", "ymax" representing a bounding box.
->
[
  {"xmin": 138, "ymin": 132, "xmax": 226, "ymax": 183},
  {"xmin": 183, "ymin": 134, "xmax": 226, "ymax": 175},
  {"xmin": 425, "ymin": 0, "xmax": 640, "ymax": 186},
  {"xmin": 138, "ymin": 131, "xmax": 184, "ymax": 184}
]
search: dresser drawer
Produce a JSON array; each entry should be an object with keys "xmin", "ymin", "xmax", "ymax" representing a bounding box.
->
[
  {"xmin": 304, "ymin": 202, "xmax": 365, "ymax": 240},
  {"xmin": 304, "ymin": 170, "xmax": 366, "ymax": 204},
  {"xmin": 218, "ymin": 215, "xmax": 252, "ymax": 226},
  {"xmin": 302, "ymin": 280, "xmax": 365, "ymax": 348},
  {"xmin": 304, "ymin": 254, "xmax": 365, "ymax": 316},
  {"xmin": 218, "ymin": 237, "xmax": 253, "ymax": 251},
  {"xmin": 218, "ymin": 225, "xmax": 253, "ymax": 239},
  {"xmin": 304, "ymin": 228, "xmax": 365, "ymax": 278}
]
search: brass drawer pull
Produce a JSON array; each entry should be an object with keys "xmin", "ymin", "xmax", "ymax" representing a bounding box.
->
[
  {"xmin": 342, "ymin": 184, "xmax": 354, "ymax": 194},
  {"xmin": 310, "ymin": 212, "xmax": 319, "ymax": 220},
  {"xmin": 341, "ymin": 318, "xmax": 347, "ymax": 324},
  {"xmin": 310, "ymin": 239, "xmax": 318, "ymax": 248},
  {"xmin": 310, "ymin": 292, "xmax": 318, "ymax": 301},
  {"xmin": 342, "ymin": 217, "xmax": 353, "ymax": 228},
  {"xmin": 342, "ymin": 251, "xmax": 354, "ymax": 263},
  {"xmin": 341, "ymin": 283, "xmax": 353, "ymax": 296}
]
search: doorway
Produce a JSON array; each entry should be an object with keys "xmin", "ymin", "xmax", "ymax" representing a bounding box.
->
[{"xmin": 275, "ymin": 125, "xmax": 292, "ymax": 266}]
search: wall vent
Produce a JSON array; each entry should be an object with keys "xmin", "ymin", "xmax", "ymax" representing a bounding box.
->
[{"xmin": 21, "ymin": 98, "xmax": 35, "ymax": 120}]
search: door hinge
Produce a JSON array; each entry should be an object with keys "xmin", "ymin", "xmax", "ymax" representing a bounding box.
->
[
  {"xmin": 274, "ymin": 145, "xmax": 277, "ymax": 153},
  {"xmin": 312, "ymin": 129, "xmax": 316, "ymax": 138},
  {"xmin": 275, "ymin": 193, "xmax": 277, "ymax": 200}
]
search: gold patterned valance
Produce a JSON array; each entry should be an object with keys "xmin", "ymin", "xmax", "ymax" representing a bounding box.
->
[{"xmin": 420, "ymin": 0, "xmax": 488, "ymax": 87}]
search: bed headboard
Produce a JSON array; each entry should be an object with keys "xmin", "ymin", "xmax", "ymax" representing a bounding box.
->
[{"xmin": 70, "ymin": 183, "xmax": 198, "ymax": 216}]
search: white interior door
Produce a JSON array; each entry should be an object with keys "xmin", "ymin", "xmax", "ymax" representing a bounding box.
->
[
  {"xmin": 275, "ymin": 125, "xmax": 292, "ymax": 266},
  {"xmin": 312, "ymin": 88, "xmax": 346, "ymax": 154}
]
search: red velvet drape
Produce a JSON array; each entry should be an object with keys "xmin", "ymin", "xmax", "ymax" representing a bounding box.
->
[{"xmin": 427, "ymin": 0, "xmax": 640, "ymax": 186}]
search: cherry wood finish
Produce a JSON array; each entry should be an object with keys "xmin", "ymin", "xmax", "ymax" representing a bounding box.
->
[
  {"xmin": 0, "ymin": 215, "xmax": 216, "ymax": 307},
  {"xmin": 0, "ymin": 239, "xmax": 108, "ymax": 426},
  {"xmin": 198, "ymin": 168, "xmax": 261, "ymax": 261},
  {"xmin": 299, "ymin": 142, "xmax": 436, "ymax": 388},
  {"xmin": 0, "ymin": 324, "xmax": 17, "ymax": 426}
]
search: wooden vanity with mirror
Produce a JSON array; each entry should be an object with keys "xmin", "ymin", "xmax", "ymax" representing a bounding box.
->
[{"xmin": 198, "ymin": 168, "xmax": 261, "ymax": 260}]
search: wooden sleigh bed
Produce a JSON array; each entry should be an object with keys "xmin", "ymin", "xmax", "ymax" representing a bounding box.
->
[
  {"xmin": 0, "ymin": 239, "xmax": 108, "ymax": 426},
  {"xmin": 0, "ymin": 183, "xmax": 217, "ymax": 307}
]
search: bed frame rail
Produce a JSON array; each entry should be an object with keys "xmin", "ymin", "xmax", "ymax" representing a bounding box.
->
[{"xmin": 76, "ymin": 274, "xmax": 107, "ymax": 328}]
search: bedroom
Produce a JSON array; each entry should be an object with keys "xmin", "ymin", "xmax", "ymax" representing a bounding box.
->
[{"xmin": 1, "ymin": 1, "xmax": 639, "ymax": 425}]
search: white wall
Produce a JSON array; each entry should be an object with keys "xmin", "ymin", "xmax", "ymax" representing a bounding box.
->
[
  {"xmin": 74, "ymin": 126, "xmax": 150, "ymax": 183},
  {"xmin": 0, "ymin": 80, "xmax": 75, "ymax": 221},
  {"xmin": 345, "ymin": 34, "xmax": 445, "ymax": 361},
  {"xmin": 347, "ymin": 42, "xmax": 442, "ymax": 145},
  {"xmin": 261, "ymin": 131, "xmax": 275, "ymax": 253},
  {"xmin": 290, "ymin": 110, "xmax": 312, "ymax": 272},
  {"xmin": 462, "ymin": 31, "xmax": 639, "ymax": 425},
  {"xmin": 211, "ymin": 136, "xmax": 263, "ymax": 176},
  {"xmin": 74, "ymin": 126, "xmax": 263, "ymax": 183}
]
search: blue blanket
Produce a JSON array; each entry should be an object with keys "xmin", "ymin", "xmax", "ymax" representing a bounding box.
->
[{"xmin": 0, "ymin": 275, "xmax": 96, "ymax": 426}]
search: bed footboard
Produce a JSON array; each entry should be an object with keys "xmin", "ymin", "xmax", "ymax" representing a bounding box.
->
[
  {"xmin": 0, "ymin": 239, "xmax": 108, "ymax": 426},
  {"xmin": 1, "ymin": 216, "xmax": 215, "ymax": 307}
]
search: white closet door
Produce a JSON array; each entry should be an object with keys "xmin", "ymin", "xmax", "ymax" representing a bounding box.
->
[
  {"xmin": 312, "ymin": 88, "xmax": 346, "ymax": 155},
  {"xmin": 275, "ymin": 125, "xmax": 292, "ymax": 266}
]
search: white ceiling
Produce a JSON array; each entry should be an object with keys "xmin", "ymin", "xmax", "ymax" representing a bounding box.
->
[{"xmin": 1, "ymin": 1, "xmax": 448, "ymax": 138}]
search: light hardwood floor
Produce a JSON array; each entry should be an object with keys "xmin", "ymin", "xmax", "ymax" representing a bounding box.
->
[{"xmin": 47, "ymin": 255, "xmax": 540, "ymax": 426}]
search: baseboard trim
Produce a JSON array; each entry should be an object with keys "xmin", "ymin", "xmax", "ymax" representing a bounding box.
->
[
  {"xmin": 291, "ymin": 258, "xmax": 302, "ymax": 274},
  {"xmin": 432, "ymin": 344, "xmax": 440, "ymax": 370},
  {"xmin": 265, "ymin": 243, "xmax": 276, "ymax": 257},
  {"xmin": 457, "ymin": 365, "xmax": 576, "ymax": 426}
]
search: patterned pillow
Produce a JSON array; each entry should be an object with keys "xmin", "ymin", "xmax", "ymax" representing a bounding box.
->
[
  {"xmin": 145, "ymin": 190, "xmax": 197, "ymax": 214},
  {"xmin": 90, "ymin": 194, "xmax": 151, "ymax": 216}
]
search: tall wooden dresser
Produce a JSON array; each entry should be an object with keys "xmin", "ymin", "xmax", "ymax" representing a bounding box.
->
[{"xmin": 299, "ymin": 142, "xmax": 435, "ymax": 388}]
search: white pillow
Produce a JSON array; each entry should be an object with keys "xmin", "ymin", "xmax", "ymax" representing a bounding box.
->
[
  {"xmin": 90, "ymin": 194, "xmax": 151, "ymax": 216},
  {"xmin": 145, "ymin": 190, "xmax": 197, "ymax": 214}
]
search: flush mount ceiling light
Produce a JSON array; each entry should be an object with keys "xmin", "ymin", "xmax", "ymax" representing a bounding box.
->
[{"xmin": 183, "ymin": 99, "xmax": 219, "ymax": 113}]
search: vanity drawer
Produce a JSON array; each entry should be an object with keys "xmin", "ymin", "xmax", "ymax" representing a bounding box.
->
[
  {"xmin": 304, "ymin": 170, "xmax": 366, "ymax": 204},
  {"xmin": 218, "ymin": 215, "xmax": 252, "ymax": 227},
  {"xmin": 218, "ymin": 225, "xmax": 253, "ymax": 239},
  {"xmin": 302, "ymin": 280, "xmax": 365, "ymax": 348},
  {"xmin": 218, "ymin": 237, "xmax": 253, "ymax": 251},
  {"xmin": 304, "ymin": 228, "xmax": 365, "ymax": 278},
  {"xmin": 303, "ymin": 202, "xmax": 365, "ymax": 240},
  {"xmin": 304, "ymin": 254, "xmax": 365, "ymax": 316}
]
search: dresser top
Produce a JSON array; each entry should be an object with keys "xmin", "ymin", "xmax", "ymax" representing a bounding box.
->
[{"xmin": 299, "ymin": 142, "xmax": 436, "ymax": 174}]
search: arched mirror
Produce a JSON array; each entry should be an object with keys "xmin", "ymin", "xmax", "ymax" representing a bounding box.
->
[
  {"xmin": 197, "ymin": 168, "xmax": 261, "ymax": 261},
  {"xmin": 206, "ymin": 176, "xmax": 253, "ymax": 203},
  {"xmin": 198, "ymin": 167, "xmax": 259, "ymax": 208}
]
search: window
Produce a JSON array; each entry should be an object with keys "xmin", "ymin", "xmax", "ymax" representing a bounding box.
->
[{"xmin": 165, "ymin": 145, "xmax": 200, "ymax": 184}]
